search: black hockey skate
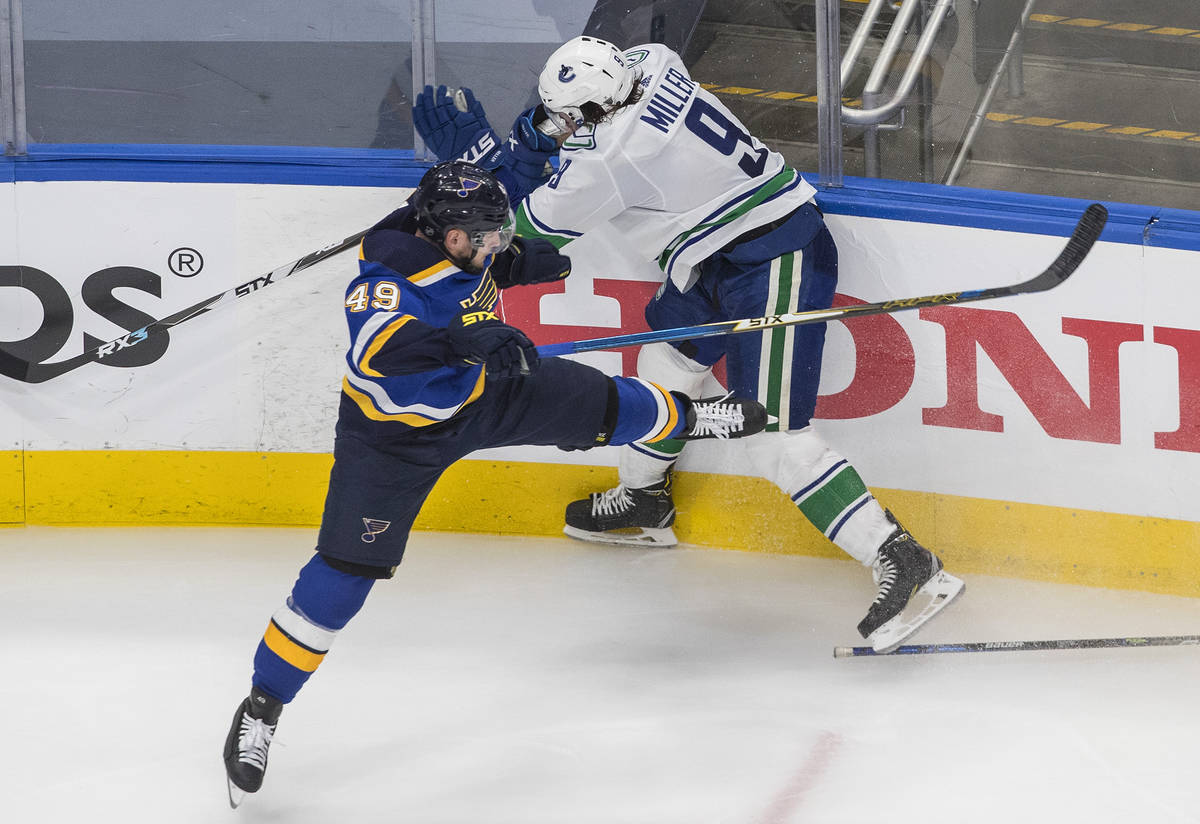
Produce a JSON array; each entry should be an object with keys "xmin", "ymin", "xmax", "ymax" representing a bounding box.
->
[
  {"xmin": 564, "ymin": 475, "xmax": 677, "ymax": 546},
  {"xmin": 223, "ymin": 686, "xmax": 284, "ymax": 809},
  {"xmin": 857, "ymin": 511, "xmax": 964, "ymax": 653},
  {"xmin": 674, "ymin": 392, "xmax": 769, "ymax": 441}
]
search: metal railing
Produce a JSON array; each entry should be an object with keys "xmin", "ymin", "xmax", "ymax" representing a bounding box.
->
[
  {"xmin": 943, "ymin": 0, "xmax": 1035, "ymax": 185},
  {"xmin": 817, "ymin": 0, "xmax": 957, "ymax": 181}
]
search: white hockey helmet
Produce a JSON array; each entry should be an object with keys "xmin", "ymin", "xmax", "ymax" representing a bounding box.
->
[{"xmin": 538, "ymin": 36, "xmax": 638, "ymax": 130}]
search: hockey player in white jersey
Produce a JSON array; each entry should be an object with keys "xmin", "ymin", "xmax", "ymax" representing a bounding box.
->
[{"xmin": 413, "ymin": 36, "xmax": 963, "ymax": 652}]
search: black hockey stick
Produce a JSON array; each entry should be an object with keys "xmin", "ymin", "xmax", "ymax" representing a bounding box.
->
[
  {"xmin": 536, "ymin": 202, "xmax": 1108, "ymax": 357},
  {"xmin": 0, "ymin": 228, "xmax": 369, "ymax": 384},
  {"xmin": 834, "ymin": 633, "xmax": 1200, "ymax": 658}
]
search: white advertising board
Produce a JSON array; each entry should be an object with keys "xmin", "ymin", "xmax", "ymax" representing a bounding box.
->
[{"xmin": 2, "ymin": 181, "xmax": 1198, "ymax": 524}]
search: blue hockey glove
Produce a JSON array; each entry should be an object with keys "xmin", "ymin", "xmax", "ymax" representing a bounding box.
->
[
  {"xmin": 412, "ymin": 85, "xmax": 504, "ymax": 169},
  {"xmin": 446, "ymin": 311, "xmax": 539, "ymax": 379},
  {"xmin": 491, "ymin": 107, "xmax": 561, "ymax": 202},
  {"xmin": 490, "ymin": 237, "xmax": 571, "ymax": 289},
  {"xmin": 505, "ymin": 106, "xmax": 560, "ymax": 178}
]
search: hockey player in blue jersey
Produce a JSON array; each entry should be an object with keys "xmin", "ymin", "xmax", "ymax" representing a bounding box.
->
[
  {"xmin": 222, "ymin": 161, "xmax": 769, "ymax": 806},
  {"xmin": 413, "ymin": 37, "xmax": 965, "ymax": 656}
]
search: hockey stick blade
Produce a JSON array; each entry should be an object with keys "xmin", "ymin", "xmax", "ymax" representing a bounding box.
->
[
  {"xmin": 0, "ymin": 229, "xmax": 369, "ymax": 384},
  {"xmin": 834, "ymin": 632, "xmax": 1200, "ymax": 658},
  {"xmin": 536, "ymin": 203, "xmax": 1108, "ymax": 358}
]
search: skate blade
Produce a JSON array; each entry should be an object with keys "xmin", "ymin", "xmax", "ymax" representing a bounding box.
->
[
  {"xmin": 227, "ymin": 778, "xmax": 247, "ymax": 810},
  {"xmin": 562, "ymin": 524, "xmax": 678, "ymax": 547},
  {"xmin": 868, "ymin": 570, "xmax": 965, "ymax": 654}
]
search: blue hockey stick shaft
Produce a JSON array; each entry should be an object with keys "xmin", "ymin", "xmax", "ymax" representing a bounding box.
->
[
  {"xmin": 834, "ymin": 633, "xmax": 1200, "ymax": 658},
  {"xmin": 536, "ymin": 202, "xmax": 1107, "ymax": 358}
]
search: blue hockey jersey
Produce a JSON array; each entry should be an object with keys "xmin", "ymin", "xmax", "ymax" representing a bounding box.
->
[{"xmin": 339, "ymin": 206, "xmax": 499, "ymax": 430}]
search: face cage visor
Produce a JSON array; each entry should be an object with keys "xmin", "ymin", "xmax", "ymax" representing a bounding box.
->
[
  {"xmin": 466, "ymin": 208, "xmax": 516, "ymax": 255},
  {"xmin": 538, "ymin": 107, "xmax": 581, "ymax": 136}
]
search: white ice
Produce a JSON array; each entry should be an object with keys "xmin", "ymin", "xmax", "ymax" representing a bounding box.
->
[{"xmin": 3, "ymin": 526, "xmax": 1199, "ymax": 824}]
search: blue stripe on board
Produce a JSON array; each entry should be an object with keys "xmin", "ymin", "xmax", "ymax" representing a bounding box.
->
[
  {"xmin": 3, "ymin": 145, "xmax": 1200, "ymax": 251},
  {"xmin": 814, "ymin": 175, "xmax": 1200, "ymax": 251},
  {"xmin": 2, "ymin": 144, "xmax": 430, "ymax": 187}
]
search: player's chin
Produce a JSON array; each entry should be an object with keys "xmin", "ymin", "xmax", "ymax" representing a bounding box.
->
[{"xmin": 455, "ymin": 253, "xmax": 487, "ymax": 276}]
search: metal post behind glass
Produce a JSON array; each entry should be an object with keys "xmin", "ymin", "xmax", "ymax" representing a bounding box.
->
[
  {"xmin": 411, "ymin": 0, "xmax": 436, "ymax": 161},
  {"xmin": 815, "ymin": 0, "xmax": 844, "ymax": 187},
  {"xmin": 0, "ymin": 0, "xmax": 25, "ymax": 156}
]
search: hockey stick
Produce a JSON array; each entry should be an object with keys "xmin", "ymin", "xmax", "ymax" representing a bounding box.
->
[
  {"xmin": 834, "ymin": 633, "xmax": 1200, "ymax": 658},
  {"xmin": 535, "ymin": 202, "xmax": 1108, "ymax": 358},
  {"xmin": 0, "ymin": 228, "xmax": 369, "ymax": 384}
]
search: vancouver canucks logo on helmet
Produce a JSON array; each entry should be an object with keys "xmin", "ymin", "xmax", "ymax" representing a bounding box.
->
[
  {"xmin": 456, "ymin": 177, "xmax": 482, "ymax": 198},
  {"xmin": 558, "ymin": 64, "xmax": 576, "ymax": 83}
]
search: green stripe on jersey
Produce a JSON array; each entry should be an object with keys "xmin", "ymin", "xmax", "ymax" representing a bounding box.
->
[
  {"xmin": 795, "ymin": 465, "xmax": 869, "ymax": 534},
  {"xmin": 514, "ymin": 203, "xmax": 572, "ymax": 250},
  {"xmin": 657, "ymin": 167, "xmax": 799, "ymax": 270}
]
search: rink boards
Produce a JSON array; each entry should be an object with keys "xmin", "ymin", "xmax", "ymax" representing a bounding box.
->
[{"xmin": 2, "ymin": 175, "xmax": 1199, "ymax": 596}]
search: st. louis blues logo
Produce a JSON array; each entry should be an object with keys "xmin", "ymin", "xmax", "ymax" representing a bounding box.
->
[
  {"xmin": 361, "ymin": 517, "xmax": 392, "ymax": 543},
  {"xmin": 456, "ymin": 177, "xmax": 482, "ymax": 198},
  {"xmin": 558, "ymin": 64, "xmax": 576, "ymax": 83}
]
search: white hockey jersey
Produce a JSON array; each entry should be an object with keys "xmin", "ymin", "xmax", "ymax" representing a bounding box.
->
[{"xmin": 515, "ymin": 43, "xmax": 817, "ymax": 290}]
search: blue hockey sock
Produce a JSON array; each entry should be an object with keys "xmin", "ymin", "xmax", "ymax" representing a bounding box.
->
[
  {"xmin": 251, "ymin": 554, "xmax": 376, "ymax": 703},
  {"xmin": 609, "ymin": 376, "xmax": 688, "ymax": 444}
]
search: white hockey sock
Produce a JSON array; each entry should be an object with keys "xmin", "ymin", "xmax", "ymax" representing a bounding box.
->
[
  {"xmin": 743, "ymin": 429, "xmax": 895, "ymax": 565},
  {"xmin": 619, "ymin": 442, "xmax": 678, "ymax": 489},
  {"xmin": 824, "ymin": 496, "xmax": 896, "ymax": 567}
]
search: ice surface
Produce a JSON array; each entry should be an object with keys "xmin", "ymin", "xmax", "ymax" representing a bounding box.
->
[{"xmin": 3, "ymin": 526, "xmax": 1198, "ymax": 823}]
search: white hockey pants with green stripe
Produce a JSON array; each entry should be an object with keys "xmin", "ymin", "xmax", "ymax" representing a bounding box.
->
[{"xmin": 617, "ymin": 342, "xmax": 894, "ymax": 565}]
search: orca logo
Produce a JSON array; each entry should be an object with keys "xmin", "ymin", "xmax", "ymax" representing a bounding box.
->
[{"xmin": 558, "ymin": 64, "xmax": 576, "ymax": 83}]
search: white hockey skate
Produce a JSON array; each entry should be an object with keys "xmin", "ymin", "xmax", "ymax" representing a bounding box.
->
[{"xmin": 857, "ymin": 512, "xmax": 964, "ymax": 653}]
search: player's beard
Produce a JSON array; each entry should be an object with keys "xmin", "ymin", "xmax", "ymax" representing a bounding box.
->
[{"xmin": 447, "ymin": 247, "xmax": 485, "ymax": 275}]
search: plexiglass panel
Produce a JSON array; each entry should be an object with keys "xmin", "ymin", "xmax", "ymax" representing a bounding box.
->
[
  {"xmin": 18, "ymin": 0, "xmax": 593, "ymax": 149},
  {"xmin": 21, "ymin": 1, "xmax": 413, "ymax": 147},
  {"xmin": 13, "ymin": 0, "xmax": 1200, "ymax": 212},
  {"xmin": 687, "ymin": 0, "xmax": 1200, "ymax": 210}
]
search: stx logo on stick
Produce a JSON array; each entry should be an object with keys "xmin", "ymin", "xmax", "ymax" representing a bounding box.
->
[
  {"xmin": 739, "ymin": 315, "xmax": 786, "ymax": 329},
  {"xmin": 235, "ymin": 273, "xmax": 274, "ymax": 297},
  {"xmin": 733, "ymin": 309, "xmax": 841, "ymax": 332}
]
